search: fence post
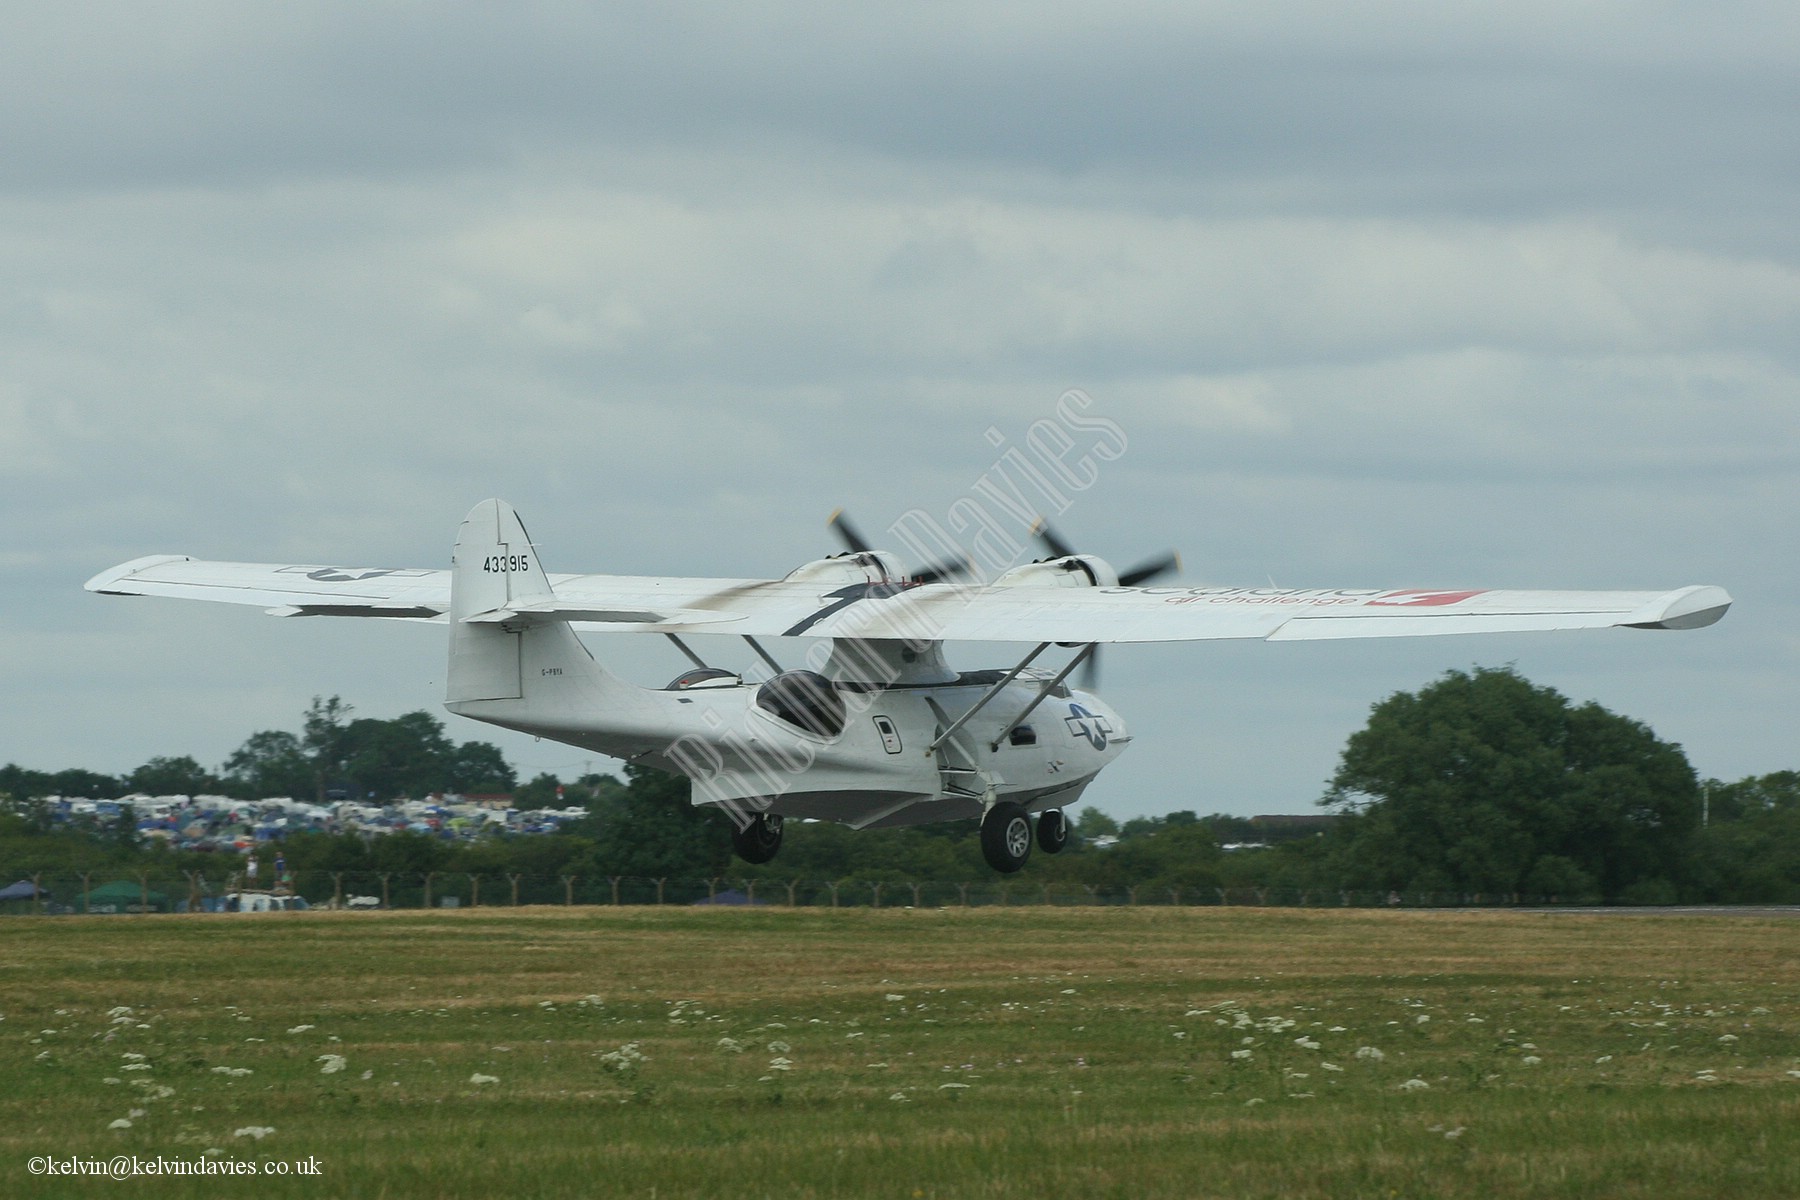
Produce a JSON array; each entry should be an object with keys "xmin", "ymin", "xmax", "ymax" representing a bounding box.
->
[
  {"xmin": 785, "ymin": 879, "xmax": 800, "ymax": 907},
  {"xmin": 332, "ymin": 872, "xmax": 344, "ymax": 909},
  {"xmin": 423, "ymin": 872, "xmax": 435, "ymax": 910},
  {"xmin": 826, "ymin": 881, "xmax": 840, "ymax": 908},
  {"xmin": 610, "ymin": 876, "xmax": 623, "ymax": 906},
  {"xmin": 562, "ymin": 875, "xmax": 576, "ymax": 906},
  {"xmin": 379, "ymin": 872, "xmax": 392, "ymax": 910},
  {"xmin": 655, "ymin": 878, "xmax": 666, "ymax": 905},
  {"xmin": 957, "ymin": 882, "xmax": 970, "ymax": 907},
  {"xmin": 509, "ymin": 873, "xmax": 522, "ymax": 906}
]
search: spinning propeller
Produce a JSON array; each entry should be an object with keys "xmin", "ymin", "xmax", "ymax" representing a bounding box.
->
[
  {"xmin": 828, "ymin": 509, "xmax": 972, "ymax": 585},
  {"xmin": 1030, "ymin": 518, "xmax": 1182, "ymax": 689},
  {"xmin": 1030, "ymin": 519, "xmax": 1181, "ymax": 587}
]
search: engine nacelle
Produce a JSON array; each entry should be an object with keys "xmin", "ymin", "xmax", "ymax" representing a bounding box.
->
[
  {"xmin": 990, "ymin": 555, "xmax": 1120, "ymax": 589},
  {"xmin": 782, "ymin": 550, "xmax": 906, "ymax": 588}
]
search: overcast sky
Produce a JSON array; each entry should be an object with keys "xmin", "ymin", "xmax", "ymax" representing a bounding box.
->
[{"xmin": 5, "ymin": 3, "xmax": 1795, "ymax": 820}]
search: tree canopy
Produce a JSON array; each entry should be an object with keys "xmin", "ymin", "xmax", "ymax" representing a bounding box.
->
[{"xmin": 1322, "ymin": 665, "xmax": 1701, "ymax": 901}]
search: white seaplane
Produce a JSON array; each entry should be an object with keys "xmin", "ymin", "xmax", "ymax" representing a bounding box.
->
[{"xmin": 87, "ymin": 500, "xmax": 1730, "ymax": 873}]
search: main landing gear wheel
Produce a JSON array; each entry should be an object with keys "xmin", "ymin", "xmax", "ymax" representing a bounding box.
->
[
  {"xmin": 1037, "ymin": 808, "xmax": 1069, "ymax": 854},
  {"xmin": 732, "ymin": 811, "xmax": 784, "ymax": 865},
  {"xmin": 980, "ymin": 801, "xmax": 1033, "ymax": 873}
]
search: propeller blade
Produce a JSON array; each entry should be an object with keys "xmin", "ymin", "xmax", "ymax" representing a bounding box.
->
[
  {"xmin": 827, "ymin": 509, "xmax": 872, "ymax": 554},
  {"xmin": 1077, "ymin": 645, "xmax": 1101, "ymax": 691},
  {"xmin": 912, "ymin": 556, "xmax": 974, "ymax": 585},
  {"xmin": 1118, "ymin": 552, "xmax": 1181, "ymax": 587},
  {"xmin": 832, "ymin": 509, "xmax": 970, "ymax": 583},
  {"xmin": 1030, "ymin": 517, "xmax": 1078, "ymax": 560}
]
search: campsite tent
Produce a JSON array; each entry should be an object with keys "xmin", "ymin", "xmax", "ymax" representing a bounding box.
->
[
  {"xmin": 689, "ymin": 888, "xmax": 764, "ymax": 907},
  {"xmin": 82, "ymin": 880, "xmax": 171, "ymax": 914},
  {"xmin": 0, "ymin": 879, "xmax": 48, "ymax": 902}
]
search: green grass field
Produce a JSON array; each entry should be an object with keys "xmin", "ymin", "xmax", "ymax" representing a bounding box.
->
[{"xmin": 4, "ymin": 907, "xmax": 1797, "ymax": 1198}]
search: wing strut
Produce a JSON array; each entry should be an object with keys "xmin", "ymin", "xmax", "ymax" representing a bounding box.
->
[
  {"xmin": 742, "ymin": 636, "xmax": 785, "ymax": 676},
  {"xmin": 988, "ymin": 645, "xmax": 1097, "ymax": 752},
  {"xmin": 664, "ymin": 633, "xmax": 711, "ymax": 672},
  {"xmin": 926, "ymin": 642, "xmax": 1052, "ymax": 757}
]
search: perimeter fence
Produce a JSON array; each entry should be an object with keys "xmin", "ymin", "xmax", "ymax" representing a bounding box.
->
[{"xmin": 0, "ymin": 867, "xmax": 1609, "ymax": 914}]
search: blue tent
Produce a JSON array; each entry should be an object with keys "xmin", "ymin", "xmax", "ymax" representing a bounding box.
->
[
  {"xmin": 0, "ymin": 879, "xmax": 47, "ymax": 902},
  {"xmin": 690, "ymin": 888, "xmax": 764, "ymax": 906}
]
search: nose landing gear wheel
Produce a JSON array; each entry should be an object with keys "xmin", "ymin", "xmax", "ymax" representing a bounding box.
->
[
  {"xmin": 732, "ymin": 811, "xmax": 784, "ymax": 864},
  {"xmin": 1037, "ymin": 808, "xmax": 1069, "ymax": 854},
  {"xmin": 980, "ymin": 801, "xmax": 1033, "ymax": 873}
]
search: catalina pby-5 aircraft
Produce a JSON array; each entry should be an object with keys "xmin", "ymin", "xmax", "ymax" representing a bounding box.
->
[{"xmin": 87, "ymin": 499, "xmax": 1731, "ymax": 873}]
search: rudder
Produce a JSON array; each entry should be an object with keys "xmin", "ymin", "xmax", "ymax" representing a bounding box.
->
[{"xmin": 448, "ymin": 499, "xmax": 553, "ymax": 702}]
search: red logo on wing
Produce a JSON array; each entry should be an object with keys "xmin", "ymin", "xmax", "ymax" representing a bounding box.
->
[{"xmin": 1366, "ymin": 589, "xmax": 1486, "ymax": 607}]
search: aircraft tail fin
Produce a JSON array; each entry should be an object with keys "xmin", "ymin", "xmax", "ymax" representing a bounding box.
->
[{"xmin": 447, "ymin": 499, "xmax": 563, "ymax": 703}]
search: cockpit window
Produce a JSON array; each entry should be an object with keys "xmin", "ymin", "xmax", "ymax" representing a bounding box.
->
[{"xmin": 754, "ymin": 670, "xmax": 847, "ymax": 738}]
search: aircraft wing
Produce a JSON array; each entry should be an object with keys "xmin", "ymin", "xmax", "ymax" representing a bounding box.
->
[{"xmin": 88, "ymin": 554, "xmax": 1730, "ymax": 643}]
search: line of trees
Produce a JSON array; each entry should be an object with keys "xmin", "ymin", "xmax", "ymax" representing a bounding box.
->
[
  {"xmin": 0, "ymin": 697, "xmax": 519, "ymax": 807},
  {"xmin": 3, "ymin": 668, "xmax": 1798, "ymax": 905}
]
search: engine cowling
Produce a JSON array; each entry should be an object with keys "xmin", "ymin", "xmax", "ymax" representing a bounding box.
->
[
  {"xmin": 990, "ymin": 554, "xmax": 1120, "ymax": 589},
  {"xmin": 782, "ymin": 550, "xmax": 906, "ymax": 588}
]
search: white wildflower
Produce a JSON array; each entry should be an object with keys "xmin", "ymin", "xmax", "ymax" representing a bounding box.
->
[
  {"xmin": 233, "ymin": 1127, "xmax": 275, "ymax": 1140},
  {"xmin": 889, "ymin": 1092, "xmax": 908, "ymax": 1102},
  {"xmin": 102, "ymin": 1078, "xmax": 122, "ymax": 1086},
  {"xmin": 938, "ymin": 1082, "xmax": 970, "ymax": 1090},
  {"xmin": 469, "ymin": 1073, "xmax": 499, "ymax": 1085},
  {"xmin": 717, "ymin": 1037, "xmax": 745, "ymax": 1053},
  {"xmin": 885, "ymin": 994, "xmax": 905, "ymax": 1002},
  {"xmin": 1398, "ymin": 1078, "xmax": 1430, "ymax": 1092},
  {"xmin": 767, "ymin": 1057, "xmax": 794, "ymax": 1072},
  {"xmin": 317, "ymin": 1055, "xmax": 347, "ymax": 1075},
  {"xmin": 1321, "ymin": 1063, "xmax": 1343, "ymax": 1072},
  {"xmin": 121, "ymin": 1052, "xmax": 147, "ymax": 1061},
  {"xmin": 1354, "ymin": 1046, "xmax": 1385, "ymax": 1062},
  {"xmin": 599, "ymin": 1042, "xmax": 646, "ymax": 1073},
  {"xmin": 108, "ymin": 1118, "xmax": 132, "ymax": 1130},
  {"xmin": 1718, "ymin": 1034, "xmax": 1739, "ymax": 1044},
  {"xmin": 1596, "ymin": 1056, "xmax": 1613, "ymax": 1065},
  {"xmin": 287, "ymin": 1024, "xmax": 315, "ymax": 1034},
  {"xmin": 1295, "ymin": 1037, "xmax": 1322, "ymax": 1051},
  {"xmin": 1522, "ymin": 1056, "xmax": 1542, "ymax": 1066},
  {"xmin": 210, "ymin": 1066, "xmax": 253, "ymax": 1077},
  {"xmin": 1231, "ymin": 1049, "xmax": 1254, "ymax": 1061}
]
